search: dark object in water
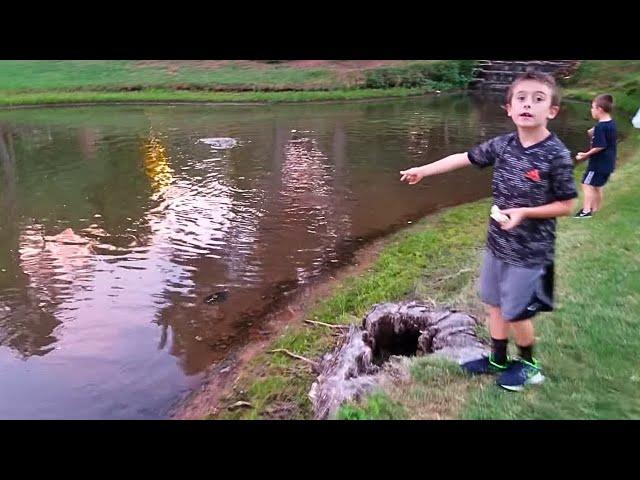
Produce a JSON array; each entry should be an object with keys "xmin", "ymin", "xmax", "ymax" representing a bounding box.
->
[{"xmin": 204, "ymin": 290, "xmax": 229, "ymax": 304}]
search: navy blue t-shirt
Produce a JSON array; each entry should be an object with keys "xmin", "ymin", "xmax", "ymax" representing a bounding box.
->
[{"xmin": 588, "ymin": 120, "xmax": 617, "ymax": 174}]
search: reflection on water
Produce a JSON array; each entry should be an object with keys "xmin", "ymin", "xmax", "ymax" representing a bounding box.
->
[
  {"xmin": 144, "ymin": 132, "xmax": 174, "ymax": 197},
  {"xmin": 0, "ymin": 95, "xmax": 597, "ymax": 418}
]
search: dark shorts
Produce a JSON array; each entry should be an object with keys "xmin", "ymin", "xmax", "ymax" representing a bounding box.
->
[
  {"xmin": 479, "ymin": 249, "xmax": 554, "ymax": 322},
  {"xmin": 582, "ymin": 170, "xmax": 611, "ymax": 187}
]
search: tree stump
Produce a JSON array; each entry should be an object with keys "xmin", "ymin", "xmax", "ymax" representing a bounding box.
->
[{"xmin": 309, "ymin": 301, "xmax": 487, "ymax": 419}]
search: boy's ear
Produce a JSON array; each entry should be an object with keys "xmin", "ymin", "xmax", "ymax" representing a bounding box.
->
[
  {"xmin": 547, "ymin": 105, "xmax": 560, "ymax": 119},
  {"xmin": 505, "ymin": 103, "xmax": 513, "ymax": 117}
]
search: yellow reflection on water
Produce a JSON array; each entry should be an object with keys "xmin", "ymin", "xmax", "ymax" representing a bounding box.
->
[{"xmin": 143, "ymin": 132, "xmax": 173, "ymax": 197}]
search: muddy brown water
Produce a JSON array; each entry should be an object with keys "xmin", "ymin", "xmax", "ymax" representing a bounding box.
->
[{"xmin": 0, "ymin": 95, "xmax": 594, "ymax": 418}]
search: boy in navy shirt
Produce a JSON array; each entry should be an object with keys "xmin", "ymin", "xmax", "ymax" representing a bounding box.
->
[{"xmin": 574, "ymin": 94, "xmax": 617, "ymax": 218}]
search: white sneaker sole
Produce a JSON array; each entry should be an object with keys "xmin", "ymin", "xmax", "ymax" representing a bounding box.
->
[{"xmin": 498, "ymin": 372, "xmax": 545, "ymax": 392}]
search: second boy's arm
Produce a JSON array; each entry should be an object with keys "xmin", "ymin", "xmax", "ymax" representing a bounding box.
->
[
  {"xmin": 577, "ymin": 123, "xmax": 607, "ymax": 161},
  {"xmin": 576, "ymin": 146, "xmax": 604, "ymax": 161}
]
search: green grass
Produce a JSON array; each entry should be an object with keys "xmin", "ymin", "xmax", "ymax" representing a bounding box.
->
[
  {"xmin": 336, "ymin": 357, "xmax": 490, "ymax": 421},
  {"xmin": 362, "ymin": 60, "xmax": 475, "ymax": 90},
  {"xmin": 461, "ymin": 136, "xmax": 640, "ymax": 419},
  {"xmin": 326, "ymin": 135, "xmax": 640, "ymax": 421},
  {"xmin": 0, "ymin": 61, "xmax": 336, "ymax": 91},
  {"xmin": 336, "ymin": 391, "xmax": 408, "ymax": 420},
  {"xmin": 310, "ymin": 204, "xmax": 489, "ymax": 326},
  {"xmin": 2, "ymin": 60, "xmax": 638, "ymax": 110},
  {"xmin": 0, "ymin": 60, "xmax": 471, "ymax": 106},
  {"xmin": 0, "ymin": 87, "xmax": 429, "ymax": 107},
  {"xmin": 564, "ymin": 60, "xmax": 640, "ymax": 113}
]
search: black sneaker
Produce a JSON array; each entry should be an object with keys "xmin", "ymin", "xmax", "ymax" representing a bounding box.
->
[
  {"xmin": 496, "ymin": 358, "xmax": 545, "ymax": 391},
  {"xmin": 461, "ymin": 354, "xmax": 511, "ymax": 375},
  {"xmin": 573, "ymin": 209, "xmax": 592, "ymax": 219}
]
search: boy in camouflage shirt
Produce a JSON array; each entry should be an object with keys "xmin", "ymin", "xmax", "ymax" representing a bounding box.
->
[{"xmin": 400, "ymin": 71, "xmax": 577, "ymax": 391}]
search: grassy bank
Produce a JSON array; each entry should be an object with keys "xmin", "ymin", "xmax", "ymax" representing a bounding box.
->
[
  {"xmin": 210, "ymin": 61, "xmax": 640, "ymax": 420},
  {"xmin": 0, "ymin": 87, "xmax": 430, "ymax": 107},
  {"xmin": 214, "ymin": 199, "xmax": 492, "ymax": 419},
  {"xmin": 0, "ymin": 60, "xmax": 474, "ymax": 106},
  {"xmin": 0, "ymin": 61, "xmax": 336, "ymax": 91},
  {"xmin": 339, "ymin": 133, "xmax": 640, "ymax": 420},
  {"xmin": 461, "ymin": 135, "xmax": 640, "ymax": 419},
  {"xmin": 2, "ymin": 60, "xmax": 637, "ymax": 108},
  {"xmin": 215, "ymin": 129, "xmax": 639, "ymax": 421},
  {"xmin": 563, "ymin": 60, "xmax": 640, "ymax": 113},
  {"xmin": 337, "ymin": 61, "xmax": 640, "ymax": 420}
]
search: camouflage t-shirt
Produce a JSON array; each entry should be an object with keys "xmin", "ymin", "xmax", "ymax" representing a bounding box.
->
[{"xmin": 467, "ymin": 132, "xmax": 577, "ymax": 268}]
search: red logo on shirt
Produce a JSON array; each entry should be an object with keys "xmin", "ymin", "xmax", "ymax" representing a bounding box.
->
[{"xmin": 525, "ymin": 169, "xmax": 540, "ymax": 182}]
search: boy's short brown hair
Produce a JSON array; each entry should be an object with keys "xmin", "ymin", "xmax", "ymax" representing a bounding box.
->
[
  {"xmin": 505, "ymin": 69, "xmax": 561, "ymax": 106},
  {"xmin": 594, "ymin": 94, "xmax": 614, "ymax": 113}
]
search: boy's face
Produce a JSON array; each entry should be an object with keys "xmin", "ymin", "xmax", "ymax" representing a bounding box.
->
[
  {"xmin": 591, "ymin": 102, "xmax": 604, "ymax": 120},
  {"xmin": 506, "ymin": 80, "xmax": 559, "ymax": 129}
]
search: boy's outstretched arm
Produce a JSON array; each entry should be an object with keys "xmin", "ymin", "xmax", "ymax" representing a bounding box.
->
[
  {"xmin": 400, "ymin": 153, "xmax": 471, "ymax": 184},
  {"xmin": 500, "ymin": 199, "xmax": 575, "ymax": 230}
]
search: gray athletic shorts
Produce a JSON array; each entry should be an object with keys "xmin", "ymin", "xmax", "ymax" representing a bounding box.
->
[{"xmin": 479, "ymin": 249, "xmax": 554, "ymax": 322}]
